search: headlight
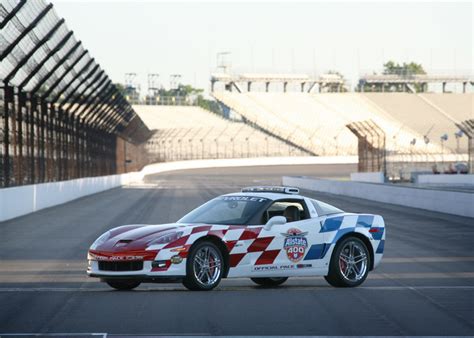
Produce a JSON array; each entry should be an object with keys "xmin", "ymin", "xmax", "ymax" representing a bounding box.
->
[
  {"xmin": 150, "ymin": 231, "xmax": 183, "ymax": 245},
  {"xmin": 90, "ymin": 231, "xmax": 111, "ymax": 250}
]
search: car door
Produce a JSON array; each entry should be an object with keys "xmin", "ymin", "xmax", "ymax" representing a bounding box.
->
[{"xmin": 249, "ymin": 198, "xmax": 328, "ymax": 277}]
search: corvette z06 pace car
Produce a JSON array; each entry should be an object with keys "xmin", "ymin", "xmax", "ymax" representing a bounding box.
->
[{"xmin": 87, "ymin": 186, "xmax": 385, "ymax": 291}]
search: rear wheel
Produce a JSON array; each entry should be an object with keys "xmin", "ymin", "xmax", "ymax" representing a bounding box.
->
[
  {"xmin": 251, "ymin": 277, "xmax": 288, "ymax": 287},
  {"xmin": 325, "ymin": 236, "xmax": 370, "ymax": 287},
  {"xmin": 183, "ymin": 241, "xmax": 224, "ymax": 291},
  {"xmin": 105, "ymin": 279, "xmax": 141, "ymax": 290}
]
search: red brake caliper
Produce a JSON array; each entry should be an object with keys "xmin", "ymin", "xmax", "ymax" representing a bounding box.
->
[
  {"xmin": 339, "ymin": 252, "xmax": 347, "ymax": 272},
  {"xmin": 209, "ymin": 256, "xmax": 215, "ymax": 276}
]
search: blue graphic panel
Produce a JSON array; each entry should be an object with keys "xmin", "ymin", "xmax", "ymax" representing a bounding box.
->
[
  {"xmin": 304, "ymin": 244, "xmax": 326, "ymax": 260},
  {"xmin": 357, "ymin": 215, "xmax": 374, "ymax": 228},
  {"xmin": 376, "ymin": 240, "xmax": 385, "ymax": 254},
  {"xmin": 321, "ymin": 217, "xmax": 343, "ymax": 232}
]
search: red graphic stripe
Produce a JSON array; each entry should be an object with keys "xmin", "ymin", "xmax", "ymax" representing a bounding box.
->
[
  {"xmin": 191, "ymin": 225, "xmax": 212, "ymax": 234},
  {"xmin": 208, "ymin": 229, "xmax": 228, "ymax": 237},
  {"xmin": 247, "ymin": 236, "xmax": 274, "ymax": 252},
  {"xmin": 229, "ymin": 253, "xmax": 246, "ymax": 267},
  {"xmin": 164, "ymin": 235, "xmax": 190, "ymax": 249},
  {"xmin": 238, "ymin": 227, "xmax": 262, "ymax": 240},
  {"xmin": 225, "ymin": 240, "xmax": 238, "ymax": 252},
  {"xmin": 255, "ymin": 250, "xmax": 280, "ymax": 265}
]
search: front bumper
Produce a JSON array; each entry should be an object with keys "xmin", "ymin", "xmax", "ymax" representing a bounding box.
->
[
  {"xmin": 88, "ymin": 273, "xmax": 184, "ymax": 283},
  {"xmin": 87, "ymin": 251, "xmax": 187, "ymax": 278}
]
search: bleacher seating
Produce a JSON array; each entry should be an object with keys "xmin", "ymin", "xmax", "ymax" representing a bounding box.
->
[
  {"xmin": 364, "ymin": 93, "xmax": 473, "ymax": 153},
  {"xmin": 418, "ymin": 93, "xmax": 473, "ymax": 122},
  {"xmin": 213, "ymin": 92, "xmax": 456, "ymax": 156},
  {"xmin": 133, "ymin": 105, "xmax": 307, "ymax": 162}
]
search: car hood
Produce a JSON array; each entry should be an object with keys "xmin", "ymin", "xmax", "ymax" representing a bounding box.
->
[{"xmin": 97, "ymin": 223, "xmax": 183, "ymax": 252}]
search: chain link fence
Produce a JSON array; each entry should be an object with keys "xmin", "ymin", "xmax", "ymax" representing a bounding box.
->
[{"xmin": 0, "ymin": 0, "xmax": 150, "ymax": 187}]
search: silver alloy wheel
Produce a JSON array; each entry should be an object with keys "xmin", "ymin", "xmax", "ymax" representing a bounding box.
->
[
  {"xmin": 193, "ymin": 245, "xmax": 222, "ymax": 286},
  {"xmin": 338, "ymin": 240, "xmax": 368, "ymax": 282}
]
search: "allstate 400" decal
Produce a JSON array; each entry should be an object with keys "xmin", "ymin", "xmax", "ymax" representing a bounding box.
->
[{"xmin": 282, "ymin": 228, "xmax": 308, "ymax": 262}]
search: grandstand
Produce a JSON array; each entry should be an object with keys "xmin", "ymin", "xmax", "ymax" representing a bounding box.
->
[
  {"xmin": 211, "ymin": 79, "xmax": 473, "ymax": 179},
  {"xmin": 363, "ymin": 93, "xmax": 472, "ymax": 153},
  {"xmin": 133, "ymin": 105, "xmax": 309, "ymax": 162},
  {"xmin": 212, "ymin": 91, "xmax": 454, "ymax": 157}
]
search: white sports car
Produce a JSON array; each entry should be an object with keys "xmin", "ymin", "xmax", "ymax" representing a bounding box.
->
[{"xmin": 87, "ymin": 186, "xmax": 385, "ymax": 290}]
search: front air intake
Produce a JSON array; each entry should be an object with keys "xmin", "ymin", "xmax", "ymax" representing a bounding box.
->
[{"xmin": 98, "ymin": 261, "xmax": 143, "ymax": 271}]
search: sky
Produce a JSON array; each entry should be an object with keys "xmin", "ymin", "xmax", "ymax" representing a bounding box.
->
[{"xmin": 52, "ymin": 1, "xmax": 473, "ymax": 94}]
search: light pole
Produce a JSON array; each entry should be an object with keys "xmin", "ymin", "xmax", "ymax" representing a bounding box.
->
[
  {"xmin": 455, "ymin": 130, "xmax": 463, "ymax": 155},
  {"xmin": 217, "ymin": 52, "xmax": 231, "ymax": 73},
  {"xmin": 440, "ymin": 134, "xmax": 448, "ymax": 167}
]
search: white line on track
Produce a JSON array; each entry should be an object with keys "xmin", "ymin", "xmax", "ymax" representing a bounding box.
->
[
  {"xmin": 0, "ymin": 334, "xmax": 213, "ymax": 337},
  {"xmin": 0, "ymin": 286, "xmax": 473, "ymax": 292},
  {"xmin": 0, "ymin": 334, "xmax": 107, "ymax": 337}
]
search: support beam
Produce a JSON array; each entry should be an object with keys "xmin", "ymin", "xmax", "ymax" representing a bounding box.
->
[
  {"xmin": 84, "ymin": 85, "xmax": 116, "ymax": 125},
  {"xmin": 87, "ymin": 86, "xmax": 117, "ymax": 124},
  {"xmin": 55, "ymin": 62, "xmax": 98, "ymax": 105},
  {"xmin": 0, "ymin": 0, "xmax": 27, "ymax": 29},
  {"xmin": 18, "ymin": 31, "xmax": 74, "ymax": 90},
  {"xmin": 68, "ymin": 71, "xmax": 107, "ymax": 115},
  {"xmin": 78, "ymin": 79, "xmax": 112, "ymax": 121},
  {"xmin": 30, "ymin": 41, "xmax": 81, "ymax": 94},
  {"xmin": 0, "ymin": 4, "xmax": 53, "ymax": 61},
  {"xmin": 41, "ymin": 49, "xmax": 88, "ymax": 100},
  {"xmin": 3, "ymin": 19, "xmax": 65, "ymax": 84},
  {"xmin": 2, "ymin": 86, "xmax": 14, "ymax": 186}
]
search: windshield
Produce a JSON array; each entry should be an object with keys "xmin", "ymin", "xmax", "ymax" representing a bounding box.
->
[{"xmin": 178, "ymin": 196, "xmax": 270, "ymax": 225}]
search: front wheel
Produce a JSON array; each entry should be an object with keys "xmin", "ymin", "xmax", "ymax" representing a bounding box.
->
[
  {"xmin": 325, "ymin": 237, "xmax": 370, "ymax": 287},
  {"xmin": 105, "ymin": 279, "xmax": 141, "ymax": 290},
  {"xmin": 251, "ymin": 277, "xmax": 288, "ymax": 287},
  {"xmin": 183, "ymin": 241, "xmax": 224, "ymax": 291}
]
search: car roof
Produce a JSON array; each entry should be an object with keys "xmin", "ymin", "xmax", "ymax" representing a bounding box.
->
[{"xmin": 222, "ymin": 191, "xmax": 306, "ymax": 201}]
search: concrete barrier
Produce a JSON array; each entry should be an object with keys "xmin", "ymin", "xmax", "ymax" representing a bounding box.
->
[
  {"xmin": 139, "ymin": 156, "xmax": 357, "ymax": 179},
  {"xmin": 416, "ymin": 174, "xmax": 474, "ymax": 185},
  {"xmin": 282, "ymin": 176, "xmax": 474, "ymax": 218},
  {"xmin": 350, "ymin": 172, "xmax": 385, "ymax": 183},
  {"xmin": 1, "ymin": 156, "xmax": 356, "ymax": 222},
  {"xmin": 0, "ymin": 172, "xmax": 141, "ymax": 222}
]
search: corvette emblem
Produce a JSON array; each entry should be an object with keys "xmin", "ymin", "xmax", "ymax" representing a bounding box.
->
[{"xmin": 282, "ymin": 228, "xmax": 308, "ymax": 262}]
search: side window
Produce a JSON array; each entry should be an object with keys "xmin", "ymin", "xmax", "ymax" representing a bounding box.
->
[
  {"xmin": 262, "ymin": 200, "xmax": 309, "ymax": 223},
  {"xmin": 310, "ymin": 199, "xmax": 343, "ymax": 216}
]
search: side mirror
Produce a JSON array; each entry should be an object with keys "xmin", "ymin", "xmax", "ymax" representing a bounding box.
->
[{"xmin": 264, "ymin": 216, "xmax": 287, "ymax": 230}]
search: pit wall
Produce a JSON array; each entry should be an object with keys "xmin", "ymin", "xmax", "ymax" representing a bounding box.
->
[
  {"xmin": 138, "ymin": 156, "xmax": 357, "ymax": 180},
  {"xmin": 416, "ymin": 174, "xmax": 474, "ymax": 185},
  {"xmin": 350, "ymin": 172, "xmax": 385, "ymax": 183},
  {"xmin": 0, "ymin": 156, "xmax": 356, "ymax": 222},
  {"xmin": 0, "ymin": 173, "xmax": 141, "ymax": 222},
  {"xmin": 282, "ymin": 176, "xmax": 474, "ymax": 218}
]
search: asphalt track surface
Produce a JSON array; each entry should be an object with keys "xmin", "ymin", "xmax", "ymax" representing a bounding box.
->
[{"xmin": 0, "ymin": 164, "xmax": 473, "ymax": 336}]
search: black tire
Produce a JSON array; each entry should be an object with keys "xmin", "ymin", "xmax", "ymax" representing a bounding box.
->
[
  {"xmin": 182, "ymin": 241, "xmax": 224, "ymax": 291},
  {"xmin": 251, "ymin": 277, "xmax": 288, "ymax": 287},
  {"xmin": 105, "ymin": 279, "xmax": 141, "ymax": 290},
  {"xmin": 325, "ymin": 236, "xmax": 371, "ymax": 287}
]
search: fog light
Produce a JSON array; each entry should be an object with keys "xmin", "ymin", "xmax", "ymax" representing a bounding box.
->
[
  {"xmin": 152, "ymin": 260, "xmax": 168, "ymax": 268},
  {"xmin": 170, "ymin": 255, "xmax": 183, "ymax": 264}
]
